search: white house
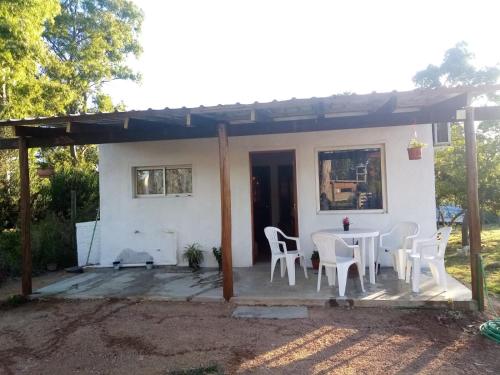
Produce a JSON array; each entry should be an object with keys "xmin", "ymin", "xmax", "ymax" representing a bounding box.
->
[
  {"xmin": 2, "ymin": 84, "xmax": 495, "ymax": 304},
  {"xmin": 69, "ymin": 89, "xmax": 466, "ymax": 270}
]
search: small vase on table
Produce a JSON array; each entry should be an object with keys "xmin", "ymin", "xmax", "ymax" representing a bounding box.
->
[{"xmin": 343, "ymin": 216, "xmax": 350, "ymax": 231}]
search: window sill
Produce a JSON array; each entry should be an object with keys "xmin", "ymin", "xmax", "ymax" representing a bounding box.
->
[
  {"xmin": 134, "ymin": 194, "xmax": 193, "ymax": 199},
  {"xmin": 317, "ymin": 209, "xmax": 387, "ymax": 215}
]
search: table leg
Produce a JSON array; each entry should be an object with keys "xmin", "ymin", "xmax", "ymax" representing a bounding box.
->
[
  {"xmin": 369, "ymin": 236, "xmax": 376, "ymax": 284},
  {"xmin": 360, "ymin": 237, "xmax": 366, "ymax": 276}
]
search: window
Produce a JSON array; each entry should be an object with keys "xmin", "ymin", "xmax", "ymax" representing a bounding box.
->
[
  {"xmin": 135, "ymin": 165, "xmax": 192, "ymax": 197},
  {"xmin": 317, "ymin": 146, "xmax": 385, "ymax": 211},
  {"xmin": 136, "ymin": 168, "xmax": 164, "ymax": 195}
]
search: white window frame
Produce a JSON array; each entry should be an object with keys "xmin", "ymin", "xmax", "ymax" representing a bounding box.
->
[
  {"xmin": 315, "ymin": 144, "xmax": 387, "ymax": 214},
  {"xmin": 134, "ymin": 165, "xmax": 193, "ymax": 198}
]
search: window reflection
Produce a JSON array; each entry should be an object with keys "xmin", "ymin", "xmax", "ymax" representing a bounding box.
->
[{"xmin": 318, "ymin": 148, "xmax": 383, "ymax": 211}]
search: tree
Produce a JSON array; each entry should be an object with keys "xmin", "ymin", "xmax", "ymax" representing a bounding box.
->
[
  {"xmin": 413, "ymin": 42, "xmax": 500, "ymax": 235},
  {"xmin": 41, "ymin": 0, "xmax": 143, "ymax": 164},
  {"xmin": 0, "ymin": 0, "xmax": 144, "ymax": 229},
  {"xmin": 0, "ymin": 0, "xmax": 73, "ymax": 120},
  {"xmin": 43, "ymin": 0, "xmax": 143, "ymax": 113}
]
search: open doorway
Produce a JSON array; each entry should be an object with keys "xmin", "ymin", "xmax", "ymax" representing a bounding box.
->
[{"xmin": 250, "ymin": 150, "xmax": 298, "ymax": 264}]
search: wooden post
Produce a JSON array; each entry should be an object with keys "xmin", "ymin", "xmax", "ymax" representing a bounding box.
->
[
  {"xmin": 18, "ymin": 137, "xmax": 32, "ymax": 296},
  {"xmin": 218, "ymin": 123, "xmax": 233, "ymax": 301},
  {"xmin": 463, "ymin": 106, "xmax": 484, "ymax": 310}
]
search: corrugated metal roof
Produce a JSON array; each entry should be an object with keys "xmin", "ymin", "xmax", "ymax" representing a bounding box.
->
[{"xmin": 1, "ymin": 84, "xmax": 498, "ymax": 128}]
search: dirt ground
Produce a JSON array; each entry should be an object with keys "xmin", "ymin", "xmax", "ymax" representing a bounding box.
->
[
  {"xmin": 0, "ymin": 271, "xmax": 72, "ymax": 301},
  {"xmin": 0, "ymin": 299, "xmax": 498, "ymax": 375}
]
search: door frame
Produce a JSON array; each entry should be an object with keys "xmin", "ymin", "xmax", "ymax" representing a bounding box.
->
[{"xmin": 249, "ymin": 149, "xmax": 299, "ymax": 265}]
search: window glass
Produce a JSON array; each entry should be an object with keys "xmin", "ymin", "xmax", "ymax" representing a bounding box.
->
[
  {"xmin": 166, "ymin": 167, "xmax": 192, "ymax": 195},
  {"xmin": 318, "ymin": 147, "xmax": 383, "ymax": 211},
  {"xmin": 136, "ymin": 168, "xmax": 164, "ymax": 195}
]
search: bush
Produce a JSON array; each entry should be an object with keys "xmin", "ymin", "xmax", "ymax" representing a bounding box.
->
[
  {"xmin": 0, "ymin": 213, "xmax": 75, "ymax": 283},
  {"xmin": 32, "ymin": 212, "xmax": 74, "ymax": 271},
  {"xmin": 0, "ymin": 229, "xmax": 21, "ymax": 282}
]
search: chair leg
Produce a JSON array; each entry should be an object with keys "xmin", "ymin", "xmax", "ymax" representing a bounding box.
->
[
  {"xmin": 435, "ymin": 261, "xmax": 448, "ymax": 291},
  {"xmin": 405, "ymin": 259, "xmax": 412, "ymax": 283},
  {"xmin": 325, "ymin": 266, "xmax": 335, "ymax": 286},
  {"xmin": 285, "ymin": 255, "xmax": 296, "ymax": 286},
  {"xmin": 270, "ymin": 256, "xmax": 279, "ymax": 282},
  {"xmin": 302, "ymin": 256, "xmax": 308, "ymax": 279},
  {"xmin": 317, "ymin": 263, "xmax": 323, "ymax": 292},
  {"xmin": 280, "ymin": 258, "xmax": 286, "ymax": 278},
  {"xmin": 337, "ymin": 265, "xmax": 348, "ymax": 297},
  {"xmin": 411, "ymin": 258, "xmax": 421, "ymax": 293},
  {"xmin": 356, "ymin": 261, "xmax": 365, "ymax": 293},
  {"xmin": 396, "ymin": 249, "xmax": 406, "ymax": 280}
]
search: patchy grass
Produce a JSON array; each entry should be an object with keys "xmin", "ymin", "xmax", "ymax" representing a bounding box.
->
[{"xmin": 445, "ymin": 224, "xmax": 500, "ymax": 295}]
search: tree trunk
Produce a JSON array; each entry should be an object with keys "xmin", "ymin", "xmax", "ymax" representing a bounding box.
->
[{"xmin": 461, "ymin": 209, "xmax": 469, "ymax": 248}]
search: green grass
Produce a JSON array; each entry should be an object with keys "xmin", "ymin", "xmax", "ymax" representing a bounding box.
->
[{"xmin": 445, "ymin": 224, "xmax": 500, "ymax": 295}]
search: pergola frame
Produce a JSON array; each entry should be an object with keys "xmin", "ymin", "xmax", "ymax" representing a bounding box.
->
[{"xmin": 1, "ymin": 85, "xmax": 500, "ymax": 308}]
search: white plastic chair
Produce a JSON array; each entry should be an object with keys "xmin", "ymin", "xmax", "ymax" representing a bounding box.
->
[
  {"xmin": 311, "ymin": 232, "xmax": 365, "ymax": 297},
  {"xmin": 406, "ymin": 227, "xmax": 452, "ymax": 293},
  {"xmin": 264, "ymin": 227, "xmax": 308, "ymax": 286},
  {"xmin": 376, "ymin": 222, "xmax": 420, "ymax": 279}
]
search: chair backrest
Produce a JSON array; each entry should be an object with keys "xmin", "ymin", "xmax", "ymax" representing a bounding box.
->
[
  {"xmin": 311, "ymin": 233, "xmax": 351, "ymax": 264},
  {"xmin": 390, "ymin": 222, "xmax": 420, "ymax": 249},
  {"xmin": 264, "ymin": 226, "xmax": 286, "ymax": 255},
  {"xmin": 435, "ymin": 226, "xmax": 452, "ymax": 258}
]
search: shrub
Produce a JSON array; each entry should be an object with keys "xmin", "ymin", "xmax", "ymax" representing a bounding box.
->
[
  {"xmin": 32, "ymin": 212, "xmax": 74, "ymax": 271},
  {"xmin": 0, "ymin": 229, "xmax": 21, "ymax": 282}
]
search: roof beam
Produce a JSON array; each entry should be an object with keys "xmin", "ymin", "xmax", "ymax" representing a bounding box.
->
[
  {"xmin": 66, "ymin": 122, "xmax": 122, "ymax": 133},
  {"xmin": 14, "ymin": 126, "xmax": 67, "ymax": 137},
  {"xmin": 186, "ymin": 113, "xmax": 220, "ymax": 127}
]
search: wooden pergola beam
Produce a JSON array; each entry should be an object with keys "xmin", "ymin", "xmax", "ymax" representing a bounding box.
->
[
  {"xmin": 18, "ymin": 137, "xmax": 32, "ymax": 296},
  {"xmin": 218, "ymin": 123, "xmax": 233, "ymax": 301},
  {"xmin": 464, "ymin": 106, "xmax": 484, "ymax": 311},
  {"xmin": 14, "ymin": 126, "xmax": 67, "ymax": 137}
]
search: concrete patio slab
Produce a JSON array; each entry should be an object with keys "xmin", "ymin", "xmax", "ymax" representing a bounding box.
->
[
  {"xmin": 33, "ymin": 263, "xmax": 473, "ymax": 310},
  {"xmin": 232, "ymin": 306, "xmax": 308, "ymax": 319}
]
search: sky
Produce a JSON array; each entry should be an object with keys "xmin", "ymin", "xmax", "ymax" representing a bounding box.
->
[{"xmin": 104, "ymin": 0, "xmax": 500, "ymax": 111}]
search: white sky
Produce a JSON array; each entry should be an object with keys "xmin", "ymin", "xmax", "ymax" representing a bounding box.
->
[{"xmin": 104, "ymin": 0, "xmax": 500, "ymax": 110}]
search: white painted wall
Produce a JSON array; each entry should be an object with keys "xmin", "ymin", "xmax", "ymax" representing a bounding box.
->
[
  {"xmin": 76, "ymin": 221, "xmax": 101, "ymax": 266},
  {"xmin": 99, "ymin": 124, "xmax": 437, "ymax": 267}
]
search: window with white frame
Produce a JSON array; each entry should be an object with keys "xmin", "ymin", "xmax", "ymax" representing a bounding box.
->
[
  {"xmin": 135, "ymin": 166, "xmax": 192, "ymax": 197},
  {"xmin": 317, "ymin": 146, "xmax": 385, "ymax": 211}
]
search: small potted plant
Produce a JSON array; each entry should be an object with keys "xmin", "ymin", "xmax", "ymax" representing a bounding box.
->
[
  {"xmin": 343, "ymin": 216, "xmax": 350, "ymax": 231},
  {"xmin": 183, "ymin": 243, "xmax": 204, "ymax": 271},
  {"xmin": 36, "ymin": 161, "xmax": 55, "ymax": 178},
  {"xmin": 311, "ymin": 250, "xmax": 320, "ymax": 270},
  {"xmin": 407, "ymin": 137, "xmax": 426, "ymax": 160},
  {"xmin": 212, "ymin": 246, "xmax": 222, "ymax": 272}
]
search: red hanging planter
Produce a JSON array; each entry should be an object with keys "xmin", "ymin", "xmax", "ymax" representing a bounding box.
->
[
  {"xmin": 37, "ymin": 167, "xmax": 55, "ymax": 178},
  {"xmin": 407, "ymin": 147, "xmax": 422, "ymax": 160}
]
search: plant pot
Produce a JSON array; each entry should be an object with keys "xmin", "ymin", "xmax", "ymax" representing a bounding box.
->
[
  {"xmin": 343, "ymin": 224, "xmax": 349, "ymax": 231},
  {"xmin": 146, "ymin": 261, "xmax": 153, "ymax": 270},
  {"xmin": 37, "ymin": 167, "xmax": 55, "ymax": 178},
  {"xmin": 311, "ymin": 259, "xmax": 320, "ymax": 270},
  {"xmin": 407, "ymin": 147, "xmax": 422, "ymax": 160},
  {"xmin": 113, "ymin": 261, "xmax": 121, "ymax": 270},
  {"xmin": 188, "ymin": 260, "xmax": 200, "ymax": 271},
  {"xmin": 46, "ymin": 262, "xmax": 57, "ymax": 272},
  {"xmin": 348, "ymin": 264, "xmax": 359, "ymax": 278}
]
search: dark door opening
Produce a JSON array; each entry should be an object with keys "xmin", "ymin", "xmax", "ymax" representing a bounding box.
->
[{"xmin": 250, "ymin": 150, "xmax": 298, "ymax": 264}]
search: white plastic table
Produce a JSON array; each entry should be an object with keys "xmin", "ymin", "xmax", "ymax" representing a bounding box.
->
[{"xmin": 314, "ymin": 228, "xmax": 379, "ymax": 284}]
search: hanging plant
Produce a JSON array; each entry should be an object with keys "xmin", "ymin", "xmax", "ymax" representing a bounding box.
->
[
  {"xmin": 36, "ymin": 161, "xmax": 54, "ymax": 178},
  {"xmin": 407, "ymin": 137, "xmax": 427, "ymax": 160}
]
